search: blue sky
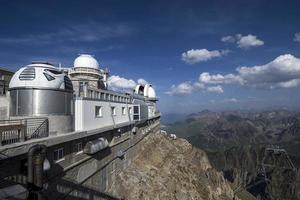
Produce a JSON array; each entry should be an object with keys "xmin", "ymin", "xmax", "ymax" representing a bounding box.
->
[{"xmin": 1, "ymin": 0, "xmax": 300, "ymax": 114}]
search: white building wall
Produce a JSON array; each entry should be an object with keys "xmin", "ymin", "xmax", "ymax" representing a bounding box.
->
[{"xmin": 75, "ymin": 99, "xmax": 133, "ymax": 131}]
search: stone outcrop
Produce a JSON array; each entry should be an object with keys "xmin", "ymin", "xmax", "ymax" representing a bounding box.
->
[{"xmin": 109, "ymin": 133, "xmax": 240, "ymax": 200}]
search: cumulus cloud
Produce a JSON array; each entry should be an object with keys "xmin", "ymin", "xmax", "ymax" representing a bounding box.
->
[
  {"xmin": 200, "ymin": 54, "xmax": 300, "ymax": 89},
  {"xmin": 108, "ymin": 75, "xmax": 137, "ymax": 91},
  {"xmin": 221, "ymin": 34, "xmax": 264, "ymax": 49},
  {"xmin": 108, "ymin": 76, "xmax": 150, "ymax": 92},
  {"xmin": 165, "ymin": 82, "xmax": 222, "ymax": 96},
  {"xmin": 237, "ymin": 54, "xmax": 300, "ymax": 88},
  {"xmin": 237, "ymin": 34, "xmax": 264, "ymax": 49},
  {"xmin": 165, "ymin": 82, "xmax": 195, "ymax": 96},
  {"xmin": 294, "ymin": 32, "xmax": 300, "ymax": 42},
  {"xmin": 206, "ymin": 85, "xmax": 224, "ymax": 93},
  {"xmin": 199, "ymin": 72, "xmax": 242, "ymax": 84},
  {"xmin": 167, "ymin": 54, "xmax": 300, "ymax": 95},
  {"xmin": 181, "ymin": 49, "xmax": 229, "ymax": 64},
  {"xmin": 137, "ymin": 78, "xmax": 148, "ymax": 85}
]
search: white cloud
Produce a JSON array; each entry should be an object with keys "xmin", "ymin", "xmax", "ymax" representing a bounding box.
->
[
  {"xmin": 108, "ymin": 75, "xmax": 137, "ymax": 92},
  {"xmin": 221, "ymin": 35, "xmax": 236, "ymax": 43},
  {"xmin": 181, "ymin": 49, "xmax": 229, "ymax": 64},
  {"xmin": 193, "ymin": 82, "xmax": 205, "ymax": 90},
  {"xmin": 294, "ymin": 32, "xmax": 300, "ymax": 42},
  {"xmin": 167, "ymin": 54, "xmax": 300, "ymax": 95},
  {"xmin": 199, "ymin": 72, "xmax": 242, "ymax": 84},
  {"xmin": 237, "ymin": 34, "xmax": 264, "ymax": 49},
  {"xmin": 206, "ymin": 85, "xmax": 224, "ymax": 93},
  {"xmin": 237, "ymin": 54, "xmax": 300, "ymax": 88},
  {"xmin": 200, "ymin": 54, "xmax": 300, "ymax": 89},
  {"xmin": 137, "ymin": 78, "xmax": 148, "ymax": 85},
  {"xmin": 166, "ymin": 82, "xmax": 195, "ymax": 96},
  {"xmin": 221, "ymin": 34, "xmax": 264, "ymax": 49}
]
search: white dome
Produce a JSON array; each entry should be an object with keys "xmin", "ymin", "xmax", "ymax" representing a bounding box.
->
[
  {"xmin": 74, "ymin": 54, "xmax": 99, "ymax": 69},
  {"xmin": 9, "ymin": 64, "xmax": 72, "ymax": 91},
  {"xmin": 148, "ymin": 87, "xmax": 156, "ymax": 98},
  {"xmin": 143, "ymin": 84, "xmax": 150, "ymax": 97}
]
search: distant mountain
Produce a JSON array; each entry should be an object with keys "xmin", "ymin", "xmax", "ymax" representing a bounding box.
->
[
  {"xmin": 166, "ymin": 110, "xmax": 300, "ymax": 199},
  {"xmin": 166, "ymin": 110, "xmax": 300, "ymax": 151}
]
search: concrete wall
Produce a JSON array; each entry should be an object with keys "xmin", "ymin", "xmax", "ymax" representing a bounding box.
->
[
  {"xmin": 48, "ymin": 115, "xmax": 74, "ymax": 134},
  {"xmin": 75, "ymin": 99, "xmax": 133, "ymax": 131},
  {"xmin": 0, "ymin": 118, "xmax": 160, "ymax": 199}
]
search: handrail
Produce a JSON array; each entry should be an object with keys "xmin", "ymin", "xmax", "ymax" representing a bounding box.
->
[
  {"xmin": 30, "ymin": 118, "xmax": 49, "ymax": 139},
  {"xmin": 0, "ymin": 117, "xmax": 49, "ymax": 146}
]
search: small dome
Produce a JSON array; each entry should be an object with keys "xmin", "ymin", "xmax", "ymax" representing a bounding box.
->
[
  {"xmin": 148, "ymin": 86, "xmax": 156, "ymax": 98},
  {"xmin": 74, "ymin": 54, "xmax": 99, "ymax": 69},
  {"xmin": 143, "ymin": 84, "xmax": 156, "ymax": 98},
  {"xmin": 143, "ymin": 84, "xmax": 150, "ymax": 97}
]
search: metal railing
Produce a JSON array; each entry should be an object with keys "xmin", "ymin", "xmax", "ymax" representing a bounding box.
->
[{"xmin": 0, "ymin": 117, "xmax": 49, "ymax": 146}]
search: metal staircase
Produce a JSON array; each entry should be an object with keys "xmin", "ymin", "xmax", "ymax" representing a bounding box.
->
[{"xmin": 0, "ymin": 117, "xmax": 49, "ymax": 146}]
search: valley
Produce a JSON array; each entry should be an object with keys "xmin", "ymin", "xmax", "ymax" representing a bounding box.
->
[{"xmin": 165, "ymin": 110, "xmax": 300, "ymax": 199}]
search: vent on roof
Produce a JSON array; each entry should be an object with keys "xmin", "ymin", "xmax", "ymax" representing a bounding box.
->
[{"xmin": 19, "ymin": 67, "xmax": 35, "ymax": 80}]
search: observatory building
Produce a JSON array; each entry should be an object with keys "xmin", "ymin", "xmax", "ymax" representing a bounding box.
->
[
  {"xmin": 69, "ymin": 54, "xmax": 109, "ymax": 95},
  {"xmin": 0, "ymin": 54, "xmax": 160, "ymax": 199},
  {"xmin": 9, "ymin": 62, "xmax": 74, "ymax": 133}
]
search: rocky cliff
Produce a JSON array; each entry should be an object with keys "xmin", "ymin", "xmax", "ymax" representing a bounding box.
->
[
  {"xmin": 165, "ymin": 110, "xmax": 300, "ymax": 199},
  {"xmin": 109, "ymin": 133, "xmax": 254, "ymax": 200},
  {"xmin": 207, "ymin": 146, "xmax": 300, "ymax": 200}
]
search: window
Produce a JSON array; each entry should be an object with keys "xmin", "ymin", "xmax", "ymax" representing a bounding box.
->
[
  {"xmin": 95, "ymin": 106, "xmax": 102, "ymax": 117},
  {"xmin": 45, "ymin": 69, "xmax": 63, "ymax": 75},
  {"xmin": 74, "ymin": 142, "xmax": 83, "ymax": 154},
  {"xmin": 111, "ymin": 106, "xmax": 116, "ymax": 116},
  {"xmin": 133, "ymin": 106, "xmax": 140, "ymax": 120},
  {"xmin": 122, "ymin": 107, "xmax": 126, "ymax": 115},
  {"xmin": 53, "ymin": 148, "xmax": 64, "ymax": 162},
  {"xmin": 43, "ymin": 72, "xmax": 55, "ymax": 81}
]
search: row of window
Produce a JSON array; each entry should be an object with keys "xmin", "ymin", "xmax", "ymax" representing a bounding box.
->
[
  {"xmin": 95, "ymin": 106, "xmax": 132, "ymax": 118},
  {"xmin": 53, "ymin": 142, "xmax": 83, "ymax": 162}
]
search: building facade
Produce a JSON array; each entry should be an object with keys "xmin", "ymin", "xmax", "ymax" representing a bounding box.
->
[{"xmin": 0, "ymin": 55, "xmax": 160, "ymax": 199}]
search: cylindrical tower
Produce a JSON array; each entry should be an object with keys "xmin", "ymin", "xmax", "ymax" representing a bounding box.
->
[{"xmin": 9, "ymin": 62, "xmax": 74, "ymax": 133}]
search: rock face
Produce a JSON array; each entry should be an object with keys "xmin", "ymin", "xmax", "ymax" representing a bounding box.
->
[
  {"xmin": 109, "ymin": 133, "xmax": 238, "ymax": 200},
  {"xmin": 207, "ymin": 146, "xmax": 300, "ymax": 200}
]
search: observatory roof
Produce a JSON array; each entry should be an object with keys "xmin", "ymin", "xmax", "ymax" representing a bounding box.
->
[{"xmin": 74, "ymin": 54, "xmax": 99, "ymax": 69}]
